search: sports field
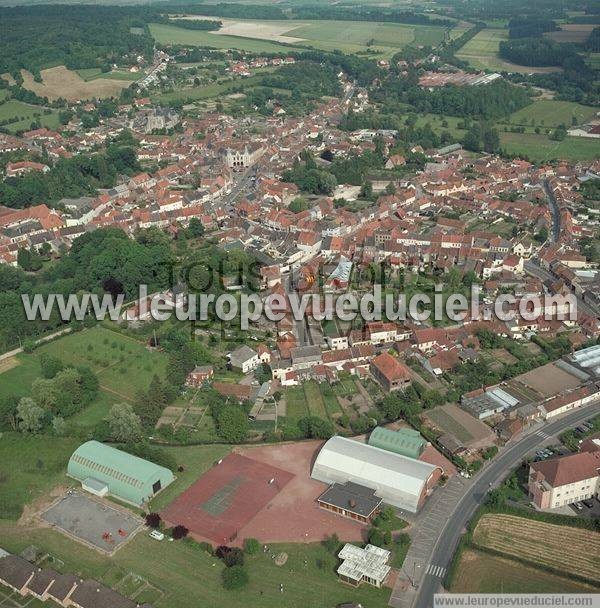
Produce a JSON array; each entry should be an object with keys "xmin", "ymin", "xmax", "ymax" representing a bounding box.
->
[
  {"xmin": 456, "ymin": 29, "xmax": 562, "ymax": 73},
  {"xmin": 161, "ymin": 453, "xmax": 294, "ymax": 544},
  {"xmin": 451, "ymin": 549, "xmax": 597, "ymax": 593},
  {"xmin": 151, "ymin": 19, "xmax": 447, "ymax": 57}
]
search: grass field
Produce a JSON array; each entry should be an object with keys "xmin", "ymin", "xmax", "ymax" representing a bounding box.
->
[
  {"xmin": 153, "ymin": 73, "xmax": 269, "ymax": 104},
  {"xmin": 0, "ymin": 433, "xmax": 79, "ymax": 520},
  {"xmin": 451, "ymin": 549, "xmax": 597, "ymax": 593},
  {"xmin": 506, "ymin": 100, "xmax": 598, "ymax": 128},
  {"xmin": 473, "ymin": 514, "xmax": 600, "ymax": 583},
  {"xmin": 500, "ymin": 132, "xmax": 600, "ymax": 161},
  {"xmin": 426, "ymin": 408, "xmax": 474, "ymax": 443},
  {"xmin": 456, "ymin": 29, "xmax": 562, "ymax": 73},
  {"xmin": 0, "ymin": 523, "xmax": 389, "ymax": 608},
  {"xmin": 21, "ymin": 66, "xmax": 132, "ymax": 101},
  {"xmin": 0, "ymin": 99, "xmax": 60, "ymax": 134},
  {"xmin": 544, "ymin": 24, "xmax": 597, "ymax": 44},
  {"xmin": 151, "ymin": 19, "xmax": 447, "ymax": 57},
  {"xmin": 76, "ymin": 68, "xmax": 139, "ymax": 82}
]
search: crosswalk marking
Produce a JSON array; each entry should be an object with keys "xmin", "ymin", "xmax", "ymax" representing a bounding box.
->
[
  {"xmin": 535, "ymin": 430, "xmax": 550, "ymax": 439},
  {"xmin": 426, "ymin": 564, "xmax": 446, "ymax": 578}
]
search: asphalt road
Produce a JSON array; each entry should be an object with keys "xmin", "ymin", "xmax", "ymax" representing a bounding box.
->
[
  {"xmin": 543, "ymin": 179, "xmax": 560, "ymax": 243},
  {"xmin": 412, "ymin": 403, "xmax": 600, "ymax": 608}
]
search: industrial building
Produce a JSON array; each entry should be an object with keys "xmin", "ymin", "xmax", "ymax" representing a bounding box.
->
[
  {"xmin": 311, "ymin": 436, "xmax": 441, "ymax": 513},
  {"xmin": 368, "ymin": 427, "xmax": 426, "ymax": 459},
  {"xmin": 67, "ymin": 441, "xmax": 174, "ymax": 507}
]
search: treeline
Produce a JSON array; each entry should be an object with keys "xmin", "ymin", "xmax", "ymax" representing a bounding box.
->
[
  {"xmin": 166, "ymin": 19, "xmax": 222, "ymax": 31},
  {"xmin": 291, "ymin": 5, "xmax": 454, "ymax": 27},
  {"xmin": 499, "ymin": 38, "xmax": 581, "ymax": 67},
  {"xmin": 0, "ymin": 228, "xmax": 175, "ymax": 351},
  {"xmin": 0, "ymin": 5, "xmax": 156, "ymax": 77},
  {"xmin": 164, "ymin": 3, "xmax": 287, "ymax": 20},
  {"xmin": 585, "ymin": 27, "xmax": 600, "ymax": 52},
  {"xmin": 0, "ymin": 135, "xmax": 139, "ymax": 209},
  {"xmin": 438, "ymin": 0, "xmax": 569, "ymax": 21},
  {"xmin": 508, "ymin": 18, "xmax": 559, "ymax": 39}
]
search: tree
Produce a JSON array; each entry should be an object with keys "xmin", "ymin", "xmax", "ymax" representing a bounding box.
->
[
  {"xmin": 223, "ymin": 547, "xmax": 244, "ymax": 567},
  {"xmin": 368, "ymin": 527, "xmax": 384, "ymax": 547},
  {"xmin": 171, "ymin": 524, "xmax": 189, "ymax": 540},
  {"xmin": 0, "ymin": 395, "xmax": 18, "ymax": 430},
  {"xmin": 108, "ymin": 403, "xmax": 142, "ymax": 442},
  {"xmin": 39, "ymin": 353, "xmax": 64, "ymax": 379},
  {"xmin": 145, "ymin": 513, "xmax": 161, "ymax": 528},
  {"xmin": 323, "ymin": 533, "xmax": 340, "ymax": 554},
  {"xmin": 16, "ymin": 397, "xmax": 45, "ymax": 433},
  {"xmin": 254, "ymin": 363, "xmax": 272, "ymax": 385},
  {"xmin": 187, "ymin": 217, "xmax": 204, "ymax": 238},
  {"xmin": 51, "ymin": 415, "xmax": 66, "ymax": 436},
  {"xmin": 17, "ymin": 247, "xmax": 42, "ymax": 271},
  {"xmin": 215, "ymin": 406, "xmax": 248, "ymax": 443},
  {"xmin": 243, "ymin": 538, "xmax": 260, "ymax": 555},
  {"xmin": 222, "ymin": 565, "xmax": 249, "ymax": 590}
]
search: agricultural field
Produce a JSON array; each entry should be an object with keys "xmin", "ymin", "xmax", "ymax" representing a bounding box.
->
[
  {"xmin": 456, "ymin": 29, "xmax": 561, "ymax": 73},
  {"xmin": 544, "ymin": 24, "xmax": 597, "ymax": 44},
  {"xmin": 505, "ymin": 100, "xmax": 598, "ymax": 128},
  {"xmin": 0, "ymin": 521, "xmax": 390, "ymax": 608},
  {"xmin": 473, "ymin": 514, "xmax": 600, "ymax": 584},
  {"xmin": 0, "ymin": 99, "xmax": 60, "ymax": 134},
  {"xmin": 21, "ymin": 66, "xmax": 132, "ymax": 101},
  {"xmin": 500, "ymin": 132, "xmax": 600, "ymax": 162},
  {"xmin": 450, "ymin": 549, "xmax": 597, "ymax": 593},
  {"xmin": 151, "ymin": 19, "xmax": 447, "ymax": 57}
]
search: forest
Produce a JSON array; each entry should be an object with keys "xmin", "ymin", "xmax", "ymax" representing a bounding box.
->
[{"xmin": 499, "ymin": 38, "xmax": 582, "ymax": 67}]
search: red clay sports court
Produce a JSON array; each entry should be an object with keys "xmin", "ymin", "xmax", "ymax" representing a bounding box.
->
[{"xmin": 161, "ymin": 453, "xmax": 294, "ymax": 544}]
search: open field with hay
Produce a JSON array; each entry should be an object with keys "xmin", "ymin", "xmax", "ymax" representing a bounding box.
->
[
  {"xmin": 152, "ymin": 18, "xmax": 447, "ymax": 57},
  {"xmin": 450, "ymin": 548, "xmax": 598, "ymax": 593},
  {"xmin": 544, "ymin": 24, "xmax": 597, "ymax": 44},
  {"xmin": 21, "ymin": 66, "xmax": 133, "ymax": 101},
  {"xmin": 456, "ymin": 29, "xmax": 562, "ymax": 73},
  {"xmin": 472, "ymin": 514, "xmax": 600, "ymax": 583}
]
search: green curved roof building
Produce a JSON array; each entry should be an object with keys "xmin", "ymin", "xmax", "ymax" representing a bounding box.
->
[
  {"xmin": 368, "ymin": 427, "xmax": 426, "ymax": 459},
  {"xmin": 67, "ymin": 441, "xmax": 174, "ymax": 506}
]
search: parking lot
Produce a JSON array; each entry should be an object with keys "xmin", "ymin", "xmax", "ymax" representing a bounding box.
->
[{"xmin": 41, "ymin": 492, "xmax": 142, "ymax": 554}]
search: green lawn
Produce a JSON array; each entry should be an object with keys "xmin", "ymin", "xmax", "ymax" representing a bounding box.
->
[
  {"xmin": 77, "ymin": 68, "xmax": 139, "ymax": 82},
  {"xmin": 0, "ymin": 523, "xmax": 389, "ymax": 608},
  {"xmin": 0, "ymin": 433, "xmax": 79, "ymax": 520},
  {"xmin": 500, "ymin": 132, "xmax": 600, "ymax": 162},
  {"xmin": 303, "ymin": 381, "xmax": 328, "ymax": 419},
  {"xmin": 0, "ymin": 99, "xmax": 60, "ymax": 134},
  {"xmin": 507, "ymin": 100, "xmax": 598, "ymax": 128}
]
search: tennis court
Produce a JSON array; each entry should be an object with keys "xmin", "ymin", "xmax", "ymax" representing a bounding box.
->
[{"xmin": 161, "ymin": 453, "xmax": 294, "ymax": 544}]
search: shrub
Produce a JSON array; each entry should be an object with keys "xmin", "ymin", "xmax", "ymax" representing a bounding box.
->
[
  {"xmin": 171, "ymin": 525, "xmax": 189, "ymax": 540},
  {"xmin": 145, "ymin": 513, "xmax": 161, "ymax": 528},
  {"xmin": 223, "ymin": 547, "xmax": 244, "ymax": 567}
]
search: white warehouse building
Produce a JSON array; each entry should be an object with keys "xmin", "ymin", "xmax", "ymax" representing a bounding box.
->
[{"xmin": 311, "ymin": 436, "xmax": 442, "ymax": 513}]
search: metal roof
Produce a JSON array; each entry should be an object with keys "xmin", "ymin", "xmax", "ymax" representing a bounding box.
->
[
  {"xmin": 311, "ymin": 436, "xmax": 438, "ymax": 513},
  {"xmin": 368, "ymin": 426, "xmax": 426, "ymax": 459}
]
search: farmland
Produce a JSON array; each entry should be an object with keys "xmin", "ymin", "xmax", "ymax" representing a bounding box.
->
[
  {"xmin": 500, "ymin": 132, "xmax": 600, "ymax": 162},
  {"xmin": 76, "ymin": 67, "xmax": 139, "ymax": 82},
  {"xmin": 544, "ymin": 24, "xmax": 597, "ymax": 44},
  {"xmin": 506, "ymin": 100, "xmax": 598, "ymax": 128},
  {"xmin": 450, "ymin": 549, "xmax": 597, "ymax": 593},
  {"xmin": 456, "ymin": 29, "xmax": 562, "ymax": 73},
  {"xmin": 472, "ymin": 514, "xmax": 600, "ymax": 584},
  {"xmin": 151, "ymin": 19, "xmax": 447, "ymax": 57},
  {"xmin": 21, "ymin": 66, "xmax": 133, "ymax": 101}
]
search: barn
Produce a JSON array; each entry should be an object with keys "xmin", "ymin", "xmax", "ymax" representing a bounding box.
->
[
  {"xmin": 368, "ymin": 426, "xmax": 426, "ymax": 459},
  {"xmin": 67, "ymin": 441, "xmax": 174, "ymax": 507},
  {"xmin": 311, "ymin": 436, "xmax": 441, "ymax": 513}
]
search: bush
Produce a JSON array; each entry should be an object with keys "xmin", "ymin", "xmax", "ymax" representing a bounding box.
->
[
  {"xmin": 322, "ymin": 533, "xmax": 340, "ymax": 554},
  {"xmin": 222, "ymin": 565, "xmax": 249, "ymax": 590},
  {"xmin": 223, "ymin": 547, "xmax": 244, "ymax": 567},
  {"xmin": 171, "ymin": 525, "xmax": 189, "ymax": 540},
  {"xmin": 243, "ymin": 538, "xmax": 260, "ymax": 555},
  {"xmin": 368, "ymin": 527, "xmax": 384, "ymax": 547},
  {"xmin": 145, "ymin": 512, "xmax": 161, "ymax": 528}
]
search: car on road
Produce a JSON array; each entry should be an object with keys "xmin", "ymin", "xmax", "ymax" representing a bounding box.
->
[{"xmin": 149, "ymin": 530, "xmax": 165, "ymax": 541}]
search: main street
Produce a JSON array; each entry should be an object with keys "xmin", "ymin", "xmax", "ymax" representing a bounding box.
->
[{"xmin": 390, "ymin": 402, "xmax": 600, "ymax": 608}]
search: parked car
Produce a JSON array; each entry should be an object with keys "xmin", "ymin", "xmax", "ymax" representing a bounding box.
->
[
  {"xmin": 582, "ymin": 499, "xmax": 594, "ymax": 509},
  {"xmin": 149, "ymin": 530, "xmax": 165, "ymax": 541},
  {"xmin": 573, "ymin": 502, "xmax": 584, "ymax": 511}
]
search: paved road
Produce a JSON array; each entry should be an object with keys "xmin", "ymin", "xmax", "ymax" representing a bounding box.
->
[
  {"xmin": 390, "ymin": 403, "xmax": 600, "ymax": 608},
  {"xmin": 543, "ymin": 179, "xmax": 560, "ymax": 243}
]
